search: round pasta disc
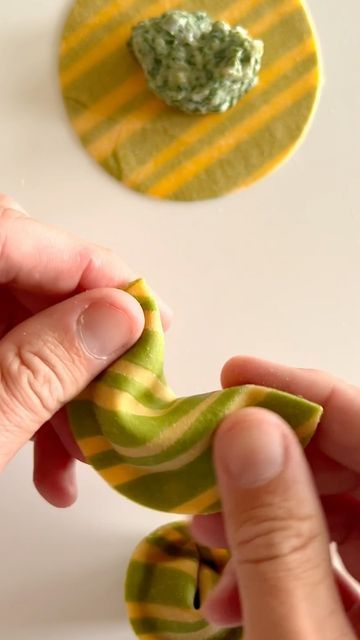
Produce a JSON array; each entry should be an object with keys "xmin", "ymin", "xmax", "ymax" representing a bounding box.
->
[
  {"xmin": 125, "ymin": 521, "xmax": 242, "ymax": 639},
  {"xmin": 59, "ymin": 0, "xmax": 321, "ymax": 201}
]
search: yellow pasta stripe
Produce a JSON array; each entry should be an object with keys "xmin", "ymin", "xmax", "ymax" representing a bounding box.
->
[
  {"xmin": 143, "ymin": 310, "xmax": 163, "ymax": 331},
  {"xmin": 199, "ymin": 566, "xmax": 218, "ymax": 601},
  {"xmin": 80, "ymin": 435, "xmax": 110, "ymax": 456},
  {"xmin": 131, "ymin": 541, "xmax": 198, "ymax": 577},
  {"xmin": 172, "ymin": 488, "xmax": 219, "ymax": 515},
  {"xmin": 148, "ymin": 69, "xmax": 317, "ymax": 197},
  {"xmin": 100, "ymin": 463, "xmax": 149, "ymax": 485},
  {"xmin": 109, "ymin": 360, "xmax": 174, "ymax": 402},
  {"xmin": 93, "ymin": 385, "xmax": 177, "ymax": 415},
  {"xmin": 294, "ymin": 417, "xmax": 323, "ymax": 445}
]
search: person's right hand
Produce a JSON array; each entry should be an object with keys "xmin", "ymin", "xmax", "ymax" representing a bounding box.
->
[
  {"xmin": 0, "ymin": 193, "xmax": 171, "ymax": 508},
  {"xmin": 192, "ymin": 357, "xmax": 360, "ymax": 638},
  {"xmin": 205, "ymin": 407, "xmax": 359, "ymax": 639}
]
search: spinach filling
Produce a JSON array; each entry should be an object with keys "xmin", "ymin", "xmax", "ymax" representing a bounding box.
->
[{"xmin": 129, "ymin": 10, "xmax": 264, "ymax": 114}]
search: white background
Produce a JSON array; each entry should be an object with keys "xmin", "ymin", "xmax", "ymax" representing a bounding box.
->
[{"xmin": 0, "ymin": 0, "xmax": 359, "ymax": 638}]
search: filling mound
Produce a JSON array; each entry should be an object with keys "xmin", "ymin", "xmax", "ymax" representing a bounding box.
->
[{"xmin": 130, "ymin": 10, "xmax": 264, "ymax": 114}]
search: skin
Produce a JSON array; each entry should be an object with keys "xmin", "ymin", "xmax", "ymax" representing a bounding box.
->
[
  {"xmin": 0, "ymin": 193, "xmax": 172, "ymax": 506},
  {"xmin": 1, "ymin": 194, "xmax": 359, "ymax": 635},
  {"xmin": 192, "ymin": 356, "xmax": 360, "ymax": 637}
]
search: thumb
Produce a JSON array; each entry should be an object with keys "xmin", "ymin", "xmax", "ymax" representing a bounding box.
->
[
  {"xmin": 207, "ymin": 407, "xmax": 353, "ymax": 640},
  {"xmin": 0, "ymin": 288, "xmax": 144, "ymax": 471}
]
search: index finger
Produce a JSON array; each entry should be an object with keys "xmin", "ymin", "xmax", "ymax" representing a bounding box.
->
[
  {"xmin": 221, "ymin": 356, "xmax": 360, "ymax": 474},
  {"xmin": 0, "ymin": 203, "xmax": 133, "ymax": 293},
  {"xmin": 0, "ymin": 196, "xmax": 172, "ymax": 328}
]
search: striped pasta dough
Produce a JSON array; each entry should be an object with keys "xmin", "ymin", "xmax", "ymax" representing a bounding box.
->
[
  {"xmin": 68, "ymin": 278, "xmax": 323, "ymax": 639},
  {"xmin": 68, "ymin": 278, "xmax": 323, "ymax": 515},
  {"xmin": 59, "ymin": 0, "xmax": 321, "ymax": 201},
  {"xmin": 125, "ymin": 521, "xmax": 242, "ymax": 639}
]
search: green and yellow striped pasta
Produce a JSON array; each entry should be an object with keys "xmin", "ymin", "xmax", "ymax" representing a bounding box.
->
[
  {"xmin": 59, "ymin": 0, "xmax": 321, "ymax": 201},
  {"xmin": 68, "ymin": 278, "xmax": 322, "ymax": 515},
  {"xmin": 125, "ymin": 521, "xmax": 242, "ymax": 639}
]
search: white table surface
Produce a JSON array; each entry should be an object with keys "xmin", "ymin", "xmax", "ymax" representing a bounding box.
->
[{"xmin": 0, "ymin": 1, "xmax": 359, "ymax": 638}]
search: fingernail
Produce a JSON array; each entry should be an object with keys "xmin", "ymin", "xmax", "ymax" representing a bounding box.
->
[
  {"xmin": 78, "ymin": 302, "xmax": 133, "ymax": 359},
  {"xmin": 218, "ymin": 409, "xmax": 285, "ymax": 488}
]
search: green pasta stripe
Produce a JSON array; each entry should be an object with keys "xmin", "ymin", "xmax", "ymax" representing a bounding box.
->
[
  {"xmin": 256, "ymin": 389, "xmax": 315, "ymax": 426},
  {"xmin": 100, "ymin": 372, "xmax": 171, "ymax": 409},
  {"xmin": 126, "ymin": 561, "xmax": 197, "ymax": 607},
  {"xmin": 122, "ymin": 329, "xmax": 164, "ymax": 373},
  {"xmin": 68, "ymin": 399, "xmax": 100, "ymax": 439},
  {"xmin": 89, "ymin": 448, "xmax": 121, "ymax": 470}
]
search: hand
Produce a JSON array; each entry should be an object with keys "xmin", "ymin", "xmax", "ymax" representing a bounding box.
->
[
  {"xmin": 0, "ymin": 194, "xmax": 171, "ymax": 508},
  {"xmin": 192, "ymin": 356, "xmax": 360, "ymax": 638}
]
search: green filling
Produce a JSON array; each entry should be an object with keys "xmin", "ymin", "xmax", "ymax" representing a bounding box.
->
[{"xmin": 129, "ymin": 10, "xmax": 264, "ymax": 114}]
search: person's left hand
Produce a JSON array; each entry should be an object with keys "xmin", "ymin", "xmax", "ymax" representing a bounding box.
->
[{"xmin": 0, "ymin": 194, "xmax": 171, "ymax": 507}]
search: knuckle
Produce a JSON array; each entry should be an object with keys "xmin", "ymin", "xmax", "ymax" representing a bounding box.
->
[
  {"xmin": 76, "ymin": 245, "xmax": 107, "ymax": 287},
  {"xmin": 81, "ymin": 242, "xmax": 133, "ymax": 286},
  {"xmin": 0, "ymin": 339, "xmax": 70, "ymax": 423},
  {"xmin": 232, "ymin": 501, "xmax": 320, "ymax": 567}
]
